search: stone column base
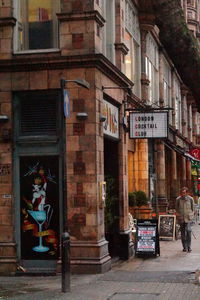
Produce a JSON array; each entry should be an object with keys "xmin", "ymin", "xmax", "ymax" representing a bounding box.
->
[
  {"xmin": 0, "ymin": 242, "xmax": 17, "ymax": 275},
  {"xmin": 70, "ymin": 239, "xmax": 111, "ymax": 274}
]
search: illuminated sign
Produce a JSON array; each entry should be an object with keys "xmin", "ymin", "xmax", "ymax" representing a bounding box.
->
[
  {"xmin": 129, "ymin": 112, "xmax": 168, "ymax": 139},
  {"xmin": 103, "ymin": 100, "xmax": 119, "ymax": 139}
]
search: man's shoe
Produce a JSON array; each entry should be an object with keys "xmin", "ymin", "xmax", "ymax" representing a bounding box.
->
[
  {"xmin": 188, "ymin": 247, "xmax": 192, "ymax": 252},
  {"xmin": 183, "ymin": 248, "xmax": 187, "ymax": 252}
]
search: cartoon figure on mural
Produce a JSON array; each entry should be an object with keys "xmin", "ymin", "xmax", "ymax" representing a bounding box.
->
[
  {"xmin": 22, "ymin": 161, "xmax": 57, "ymax": 254},
  {"xmin": 31, "ymin": 167, "xmax": 53, "ymax": 227},
  {"xmin": 32, "ymin": 174, "xmax": 47, "ymax": 210}
]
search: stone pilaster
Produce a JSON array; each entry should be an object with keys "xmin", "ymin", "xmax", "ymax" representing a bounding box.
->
[
  {"xmin": 156, "ymin": 140, "xmax": 168, "ymax": 212},
  {"xmin": 180, "ymin": 156, "xmax": 187, "ymax": 188},
  {"xmin": 132, "ymin": 139, "xmax": 149, "ymax": 196},
  {"xmin": 67, "ymin": 69, "xmax": 111, "ymax": 273},
  {"xmin": 118, "ymin": 105, "xmax": 134, "ymax": 260},
  {"xmin": 169, "ymin": 150, "xmax": 178, "ymax": 208},
  {"xmin": 186, "ymin": 159, "xmax": 192, "ymax": 191},
  {"xmin": 0, "ymin": 4, "xmax": 16, "ymax": 270}
]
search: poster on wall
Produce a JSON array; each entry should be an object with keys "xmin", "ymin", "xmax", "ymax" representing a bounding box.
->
[{"xmin": 20, "ymin": 156, "xmax": 59, "ymax": 259}]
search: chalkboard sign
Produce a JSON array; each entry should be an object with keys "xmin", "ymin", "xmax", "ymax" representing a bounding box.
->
[
  {"xmin": 135, "ymin": 219, "xmax": 160, "ymax": 256},
  {"xmin": 158, "ymin": 215, "xmax": 176, "ymax": 240}
]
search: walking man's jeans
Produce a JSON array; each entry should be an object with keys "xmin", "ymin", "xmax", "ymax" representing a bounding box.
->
[{"xmin": 180, "ymin": 222, "xmax": 191, "ymax": 249}]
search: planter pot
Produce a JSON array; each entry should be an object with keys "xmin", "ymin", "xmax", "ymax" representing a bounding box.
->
[
  {"xmin": 129, "ymin": 207, "xmax": 135, "ymax": 216},
  {"xmin": 130, "ymin": 206, "xmax": 152, "ymax": 219}
]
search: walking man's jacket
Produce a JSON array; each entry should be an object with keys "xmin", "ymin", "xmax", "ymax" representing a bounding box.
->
[{"xmin": 176, "ymin": 195, "xmax": 194, "ymax": 223}]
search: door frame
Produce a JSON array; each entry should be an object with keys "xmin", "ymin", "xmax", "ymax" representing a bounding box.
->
[{"xmin": 13, "ymin": 90, "xmax": 64, "ymax": 272}]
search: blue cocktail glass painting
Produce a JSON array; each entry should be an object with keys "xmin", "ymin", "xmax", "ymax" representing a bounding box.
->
[{"xmin": 28, "ymin": 210, "xmax": 49, "ymax": 252}]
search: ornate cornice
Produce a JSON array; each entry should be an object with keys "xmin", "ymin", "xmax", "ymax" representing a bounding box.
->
[
  {"xmin": 0, "ymin": 53, "xmax": 133, "ymax": 89},
  {"xmin": 57, "ymin": 10, "xmax": 105, "ymax": 27}
]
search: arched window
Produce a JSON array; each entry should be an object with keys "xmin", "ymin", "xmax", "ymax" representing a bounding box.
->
[{"xmin": 14, "ymin": 0, "xmax": 60, "ymax": 52}]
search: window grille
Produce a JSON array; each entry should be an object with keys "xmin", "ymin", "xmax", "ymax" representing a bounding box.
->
[{"xmin": 19, "ymin": 92, "xmax": 58, "ymax": 136}]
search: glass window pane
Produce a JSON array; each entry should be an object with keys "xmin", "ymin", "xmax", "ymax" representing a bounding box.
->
[
  {"xmin": 125, "ymin": 31, "xmax": 132, "ymax": 80},
  {"xmin": 18, "ymin": 0, "xmax": 58, "ymax": 51},
  {"xmin": 28, "ymin": 0, "xmax": 53, "ymax": 49}
]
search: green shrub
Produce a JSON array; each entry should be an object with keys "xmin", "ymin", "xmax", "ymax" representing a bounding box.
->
[
  {"xmin": 104, "ymin": 175, "xmax": 119, "ymax": 233},
  {"xmin": 129, "ymin": 190, "xmax": 149, "ymax": 207},
  {"xmin": 128, "ymin": 192, "xmax": 136, "ymax": 207}
]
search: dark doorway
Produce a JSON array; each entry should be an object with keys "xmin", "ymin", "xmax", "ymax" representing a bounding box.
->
[{"xmin": 104, "ymin": 137, "xmax": 119, "ymax": 257}]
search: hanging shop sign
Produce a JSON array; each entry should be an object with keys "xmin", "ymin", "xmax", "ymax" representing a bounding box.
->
[
  {"xmin": 189, "ymin": 148, "xmax": 200, "ymax": 160},
  {"xmin": 129, "ymin": 111, "xmax": 168, "ymax": 139},
  {"xmin": 103, "ymin": 100, "xmax": 119, "ymax": 139}
]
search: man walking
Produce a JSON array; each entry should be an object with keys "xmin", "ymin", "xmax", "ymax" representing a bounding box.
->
[{"xmin": 176, "ymin": 187, "xmax": 194, "ymax": 252}]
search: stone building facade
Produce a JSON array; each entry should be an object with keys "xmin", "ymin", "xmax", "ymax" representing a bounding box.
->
[{"xmin": 0, "ymin": 0, "xmax": 200, "ymax": 275}]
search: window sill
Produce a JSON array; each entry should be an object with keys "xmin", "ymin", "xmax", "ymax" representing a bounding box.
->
[{"xmin": 13, "ymin": 48, "xmax": 60, "ymax": 55}]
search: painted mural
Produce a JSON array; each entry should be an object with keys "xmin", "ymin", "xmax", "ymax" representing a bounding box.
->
[{"xmin": 20, "ymin": 156, "xmax": 59, "ymax": 259}]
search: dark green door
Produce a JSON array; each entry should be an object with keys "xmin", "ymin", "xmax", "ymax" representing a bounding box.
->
[{"xmin": 13, "ymin": 90, "xmax": 63, "ymax": 273}]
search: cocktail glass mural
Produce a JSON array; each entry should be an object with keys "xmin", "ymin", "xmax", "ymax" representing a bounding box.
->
[
  {"xmin": 28, "ymin": 210, "xmax": 49, "ymax": 252},
  {"xmin": 21, "ymin": 157, "xmax": 59, "ymax": 259}
]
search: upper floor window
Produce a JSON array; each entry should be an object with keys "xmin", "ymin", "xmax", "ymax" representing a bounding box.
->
[
  {"xmin": 102, "ymin": 0, "xmax": 115, "ymax": 63},
  {"xmin": 187, "ymin": 9, "xmax": 196, "ymax": 19},
  {"xmin": 14, "ymin": 0, "xmax": 59, "ymax": 52},
  {"xmin": 145, "ymin": 33, "xmax": 159, "ymax": 104},
  {"xmin": 124, "ymin": 0, "xmax": 141, "ymax": 97},
  {"xmin": 174, "ymin": 77, "xmax": 182, "ymax": 132},
  {"xmin": 187, "ymin": 0, "xmax": 195, "ymax": 7},
  {"xmin": 163, "ymin": 57, "xmax": 172, "ymax": 123},
  {"xmin": 96, "ymin": 0, "xmax": 102, "ymax": 8},
  {"xmin": 125, "ymin": 0, "xmax": 140, "ymax": 43}
]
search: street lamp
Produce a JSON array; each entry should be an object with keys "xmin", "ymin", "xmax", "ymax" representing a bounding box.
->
[
  {"xmin": 60, "ymin": 78, "xmax": 90, "ymax": 293},
  {"xmin": 61, "ymin": 78, "xmax": 90, "ymax": 91}
]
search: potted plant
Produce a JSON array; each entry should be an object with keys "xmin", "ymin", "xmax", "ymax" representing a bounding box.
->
[{"xmin": 134, "ymin": 190, "xmax": 149, "ymax": 207}]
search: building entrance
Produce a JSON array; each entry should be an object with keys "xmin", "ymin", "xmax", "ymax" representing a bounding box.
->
[
  {"xmin": 13, "ymin": 90, "xmax": 63, "ymax": 273},
  {"xmin": 104, "ymin": 137, "xmax": 119, "ymax": 257}
]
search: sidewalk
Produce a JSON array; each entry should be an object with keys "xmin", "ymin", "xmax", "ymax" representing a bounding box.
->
[{"xmin": 1, "ymin": 223, "xmax": 200, "ymax": 300}]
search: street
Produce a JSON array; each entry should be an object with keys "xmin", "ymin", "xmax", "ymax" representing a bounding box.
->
[{"xmin": 1, "ymin": 222, "xmax": 200, "ymax": 300}]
